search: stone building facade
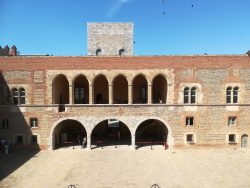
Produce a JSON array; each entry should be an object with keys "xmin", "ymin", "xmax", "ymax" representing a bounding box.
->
[
  {"xmin": 87, "ymin": 22, "xmax": 133, "ymax": 56},
  {"xmin": 0, "ymin": 23, "xmax": 249, "ymax": 150}
]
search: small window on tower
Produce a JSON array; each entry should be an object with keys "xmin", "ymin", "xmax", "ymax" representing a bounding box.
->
[
  {"xmin": 119, "ymin": 49, "xmax": 125, "ymax": 56},
  {"xmin": 96, "ymin": 49, "xmax": 102, "ymax": 56}
]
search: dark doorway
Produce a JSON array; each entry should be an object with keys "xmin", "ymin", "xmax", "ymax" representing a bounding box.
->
[
  {"xmin": 241, "ymin": 134, "xmax": 248, "ymax": 148},
  {"xmin": 91, "ymin": 119, "xmax": 131, "ymax": 148},
  {"xmin": 135, "ymin": 119, "xmax": 168, "ymax": 149}
]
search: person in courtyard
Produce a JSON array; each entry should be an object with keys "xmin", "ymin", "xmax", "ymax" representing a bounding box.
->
[
  {"xmin": 82, "ymin": 136, "xmax": 87, "ymax": 149},
  {"xmin": 4, "ymin": 142, "xmax": 9, "ymax": 154}
]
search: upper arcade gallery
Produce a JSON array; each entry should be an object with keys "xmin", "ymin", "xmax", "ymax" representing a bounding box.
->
[{"xmin": 52, "ymin": 73, "xmax": 168, "ymax": 105}]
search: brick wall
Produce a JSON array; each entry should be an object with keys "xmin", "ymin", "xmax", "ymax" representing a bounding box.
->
[{"xmin": 0, "ymin": 55, "xmax": 250, "ymax": 150}]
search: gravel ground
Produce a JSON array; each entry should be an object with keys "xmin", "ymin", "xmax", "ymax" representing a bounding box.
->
[{"xmin": 0, "ymin": 146, "xmax": 250, "ymax": 188}]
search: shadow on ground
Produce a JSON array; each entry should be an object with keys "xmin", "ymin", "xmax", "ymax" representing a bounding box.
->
[
  {"xmin": 0, "ymin": 72, "xmax": 41, "ymax": 181},
  {"xmin": 0, "ymin": 149, "xmax": 40, "ymax": 181}
]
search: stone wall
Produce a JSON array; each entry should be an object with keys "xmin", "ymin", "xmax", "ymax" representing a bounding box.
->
[
  {"xmin": 87, "ymin": 22, "xmax": 133, "ymax": 56},
  {"xmin": 0, "ymin": 55, "xmax": 250, "ymax": 150}
]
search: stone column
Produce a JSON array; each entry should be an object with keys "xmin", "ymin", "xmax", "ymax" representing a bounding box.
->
[
  {"xmin": 69, "ymin": 85, "xmax": 73, "ymax": 104},
  {"xmin": 148, "ymin": 84, "xmax": 152, "ymax": 104},
  {"xmin": 128, "ymin": 84, "xmax": 132, "ymax": 104},
  {"xmin": 87, "ymin": 135, "xmax": 91, "ymax": 150},
  {"xmin": 131, "ymin": 134, "xmax": 136, "ymax": 150},
  {"xmin": 109, "ymin": 85, "xmax": 113, "ymax": 104},
  {"xmin": 89, "ymin": 85, "xmax": 93, "ymax": 104}
]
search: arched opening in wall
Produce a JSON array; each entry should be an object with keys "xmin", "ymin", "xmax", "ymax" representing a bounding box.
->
[
  {"xmin": 241, "ymin": 134, "xmax": 248, "ymax": 148},
  {"xmin": 135, "ymin": 119, "xmax": 168, "ymax": 149},
  {"xmin": 113, "ymin": 75, "xmax": 128, "ymax": 104},
  {"xmin": 152, "ymin": 74, "xmax": 167, "ymax": 104},
  {"xmin": 118, "ymin": 49, "xmax": 125, "ymax": 56},
  {"xmin": 93, "ymin": 75, "xmax": 109, "ymax": 104},
  {"xmin": 73, "ymin": 75, "xmax": 89, "ymax": 104},
  {"xmin": 96, "ymin": 49, "xmax": 102, "ymax": 56},
  {"xmin": 52, "ymin": 74, "xmax": 69, "ymax": 104},
  {"xmin": 133, "ymin": 74, "xmax": 148, "ymax": 104},
  {"xmin": 52, "ymin": 119, "xmax": 87, "ymax": 149},
  {"xmin": 91, "ymin": 119, "xmax": 131, "ymax": 149}
]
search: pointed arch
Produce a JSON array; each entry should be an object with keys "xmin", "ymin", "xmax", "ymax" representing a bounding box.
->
[
  {"xmin": 132, "ymin": 74, "xmax": 148, "ymax": 104},
  {"xmin": 91, "ymin": 119, "xmax": 131, "ymax": 148},
  {"xmin": 51, "ymin": 119, "xmax": 87, "ymax": 150},
  {"xmin": 52, "ymin": 74, "xmax": 69, "ymax": 104},
  {"xmin": 113, "ymin": 74, "xmax": 128, "ymax": 104},
  {"xmin": 152, "ymin": 74, "xmax": 167, "ymax": 103},
  {"xmin": 93, "ymin": 74, "xmax": 109, "ymax": 104},
  {"xmin": 73, "ymin": 74, "xmax": 89, "ymax": 104},
  {"xmin": 135, "ymin": 119, "xmax": 169, "ymax": 149}
]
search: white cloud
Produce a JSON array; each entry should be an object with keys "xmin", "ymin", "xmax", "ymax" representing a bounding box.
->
[{"xmin": 107, "ymin": 0, "xmax": 133, "ymax": 18}]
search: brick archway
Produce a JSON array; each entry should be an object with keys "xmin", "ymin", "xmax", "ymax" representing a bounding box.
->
[
  {"xmin": 90, "ymin": 119, "xmax": 131, "ymax": 149},
  {"xmin": 49, "ymin": 118, "xmax": 88, "ymax": 150},
  {"xmin": 134, "ymin": 117, "xmax": 172, "ymax": 149}
]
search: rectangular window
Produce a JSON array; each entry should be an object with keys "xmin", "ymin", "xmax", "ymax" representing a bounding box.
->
[
  {"xmin": 186, "ymin": 134, "xmax": 194, "ymax": 143},
  {"xmin": 228, "ymin": 134, "xmax": 236, "ymax": 143},
  {"xmin": 228, "ymin": 116, "xmax": 236, "ymax": 126},
  {"xmin": 30, "ymin": 118, "xmax": 38, "ymax": 128},
  {"xmin": 186, "ymin": 117, "xmax": 194, "ymax": 126},
  {"xmin": 184, "ymin": 95, "xmax": 189, "ymax": 104},
  {"xmin": 2, "ymin": 119, "xmax": 9, "ymax": 129}
]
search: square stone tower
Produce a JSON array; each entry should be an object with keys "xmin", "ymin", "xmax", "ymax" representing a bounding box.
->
[{"xmin": 87, "ymin": 22, "xmax": 134, "ymax": 56}]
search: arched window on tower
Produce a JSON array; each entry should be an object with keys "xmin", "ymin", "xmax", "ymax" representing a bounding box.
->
[
  {"xmin": 96, "ymin": 49, "xmax": 102, "ymax": 56},
  {"xmin": 118, "ymin": 49, "xmax": 125, "ymax": 56}
]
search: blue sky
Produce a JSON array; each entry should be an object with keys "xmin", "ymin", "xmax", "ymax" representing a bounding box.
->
[{"xmin": 0, "ymin": 0, "xmax": 249, "ymax": 56}]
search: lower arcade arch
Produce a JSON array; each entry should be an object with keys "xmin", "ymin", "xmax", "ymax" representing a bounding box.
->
[
  {"xmin": 52, "ymin": 119, "xmax": 87, "ymax": 149},
  {"xmin": 135, "ymin": 119, "xmax": 168, "ymax": 149},
  {"xmin": 91, "ymin": 119, "xmax": 131, "ymax": 148}
]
